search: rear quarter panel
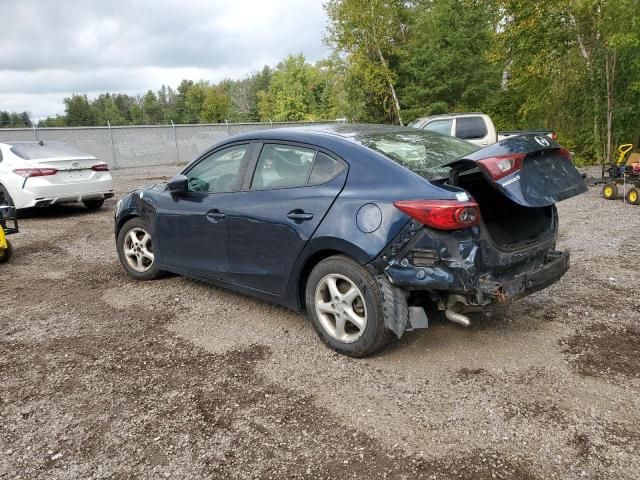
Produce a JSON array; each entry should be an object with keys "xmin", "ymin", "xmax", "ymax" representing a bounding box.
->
[{"xmin": 283, "ymin": 139, "xmax": 467, "ymax": 309}]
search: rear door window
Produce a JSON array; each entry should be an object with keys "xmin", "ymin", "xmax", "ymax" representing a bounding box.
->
[
  {"xmin": 455, "ymin": 117, "xmax": 488, "ymax": 140},
  {"xmin": 424, "ymin": 119, "xmax": 453, "ymax": 136},
  {"xmin": 251, "ymin": 144, "xmax": 316, "ymax": 190}
]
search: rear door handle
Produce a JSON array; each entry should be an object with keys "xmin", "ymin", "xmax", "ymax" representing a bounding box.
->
[
  {"xmin": 206, "ymin": 209, "xmax": 226, "ymax": 222},
  {"xmin": 287, "ymin": 210, "xmax": 314, "ymax": 222}
]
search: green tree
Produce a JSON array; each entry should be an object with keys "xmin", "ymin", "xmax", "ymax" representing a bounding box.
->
[
  {"xmin": 325, "ymin": 0, "xmax": 409, "ymax": 124},
  {"xmin": 398, "ymin": 0, "xmax": 501, "ymax": 122},
  {"xmin": 64, "ymin": 94, "xmax": 95, "ymax": 126},
  {"xmin": 257, "ymin": 54, "xmax": 329, "ymax": 122},
  {"xmin": 185, "ymin": 81, "xmax": 209, "ymax": 123},
  {"xmin": 492, "ymin": 0, "xmax": 640, "ymax": 163},
  {"xmin": 142, "ymin": 90, "xmax": 163, "ymax": 124},
  {"xmin": 200, "ymin": 86, "xmax": 231, "ymax": 123}
]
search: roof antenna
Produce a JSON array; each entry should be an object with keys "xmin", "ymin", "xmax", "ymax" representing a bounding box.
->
[{"xmin": 38, "ymin": 140, "xmax": 44, "ymax": 146}]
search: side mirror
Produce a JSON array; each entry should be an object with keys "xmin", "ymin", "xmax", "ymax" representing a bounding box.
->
[{"xmin": 167, "ymin": 174, "xmax": 188, "ymax": 194}]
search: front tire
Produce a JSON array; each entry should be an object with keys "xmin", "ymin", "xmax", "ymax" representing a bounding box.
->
[
  {"xmin": 83, "ymin": 198, "xmax": 105, "ymax": 210},
  {"xmin": 305, "ymin": 255, "xmax": 393, "ymax": 357},
  {"xmin": 116, "ymin": 218, "xmax": 162, "ymax": 280}
]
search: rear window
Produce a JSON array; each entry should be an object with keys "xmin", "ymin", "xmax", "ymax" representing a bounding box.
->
[
  {"xmin": 9, "ymin": 142, "xmax": 94, "ymax": 160},
  {"xmin": 359, "ymin": 130, "xmax": 478, "ymax": 180},
  {"xmin": 456, "ymin": 117, "xmax": 488, "ymax": 140}
]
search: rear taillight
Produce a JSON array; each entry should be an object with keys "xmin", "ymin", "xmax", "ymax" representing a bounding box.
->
[
  {"xmin": 477, "ymin": 153, "xmax": 525, "ymax": 181},
  {"xmin": 557, "ymin": 147, "xmax": 571, "ymax": 159},
  {"xmin": 393, "ymin": 200, "xmax": 480, "ymax": 230},
  {"xmin": 91, "ymin": 163, "xmax": 109, "ymax": 171},
  {"xmin": 13, "ymin": 168, "xmax": 58, "ymax": 178}
]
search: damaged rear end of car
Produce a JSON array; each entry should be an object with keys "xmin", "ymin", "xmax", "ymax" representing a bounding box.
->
[{"xmin": 370, "ymin": 134, "xmax": 587, "ymax": 335}]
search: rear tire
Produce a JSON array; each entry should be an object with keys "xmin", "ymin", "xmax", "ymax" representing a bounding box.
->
[
  {"xmin": 83, "ymin": 199, "xmax": 105, "ymax": 210},
  {"xmin": 116, "ymin": 218, "xmax": 162, "ymax": 280},
  {"xmin": 626, "ymin": 187, "xmax": 640, "ymax": 205},
  {"xmin": 602, "ymin": 183, "xmax": 618, "ymax": 200},
  {"xmin": 0, "ymin": 241, "xmax": 12, "ymax": 263},
  {"xmin": 305, "ymin": 255, "xmax": 393, "ymax": 357}
]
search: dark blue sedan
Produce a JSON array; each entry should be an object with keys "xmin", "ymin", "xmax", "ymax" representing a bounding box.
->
[{"xmin": 115, "ymin": 124, "xmax": 586, "ymax": 357}]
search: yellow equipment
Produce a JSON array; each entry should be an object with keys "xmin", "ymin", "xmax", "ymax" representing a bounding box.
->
[
  {"xmin": 602, "ymin": 144, "xmax": 640, "ymax": 205},
  {"xmin": 616, "ymin": 144, "xmax": 634, "ymax": 165}
]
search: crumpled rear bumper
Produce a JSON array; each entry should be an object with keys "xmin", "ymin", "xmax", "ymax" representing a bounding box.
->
[
  {"xmin": 373, "ymin": 217, "xmax": 569, "ymax": 307},
  {"xmin": 478, "ymin": 250, "xmax": 569, "ymax": 302}
]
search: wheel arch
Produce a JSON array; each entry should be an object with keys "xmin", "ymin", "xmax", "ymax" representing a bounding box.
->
[
  {"xmin": 292, "ymin": 238, "xmax": 373, "ymax": 311},
  {"xmin": 115, "ymin": 212, "xmax": 140, "ymax": 237}
]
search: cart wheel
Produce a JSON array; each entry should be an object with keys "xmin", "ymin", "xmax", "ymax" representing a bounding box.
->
[
  {"xmin": 0, "ymin": 240, "xmax": 12, "ymax": 263},
  {"xmin": 602, "ymin": 183, "xmax": 618, "ymax": 200},
  {"xmin": 626, "ymin": 187, "xmax": 640, "ymax": 205}
]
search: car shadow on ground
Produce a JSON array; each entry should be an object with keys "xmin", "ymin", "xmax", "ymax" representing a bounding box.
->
[
  {"xmin": 379, "ymin": 303, "xmax": 548, "ymax": 360},
  {"xmin": 16, "ymin": 201, "xmax": 115, "ymax": 220}
]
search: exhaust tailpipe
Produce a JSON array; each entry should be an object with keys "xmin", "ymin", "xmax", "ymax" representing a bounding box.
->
[{"xmin": 445, "ymin": 309, "xmax": 471, "ymax": 327}]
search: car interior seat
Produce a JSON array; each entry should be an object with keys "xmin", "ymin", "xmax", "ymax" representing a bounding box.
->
[{"xmin": 269, "ymin": 150, "xmax": 310, "ymax": 188}]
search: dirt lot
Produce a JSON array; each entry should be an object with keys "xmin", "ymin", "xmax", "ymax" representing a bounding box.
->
[{"xmin": 1, "ymin": 166, "xmax": 639, "ymax": 479}]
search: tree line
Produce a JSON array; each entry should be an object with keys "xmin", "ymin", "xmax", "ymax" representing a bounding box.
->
[{"xmin": 2, "ymin": 0, "xmax": 638, "ymax": 164}]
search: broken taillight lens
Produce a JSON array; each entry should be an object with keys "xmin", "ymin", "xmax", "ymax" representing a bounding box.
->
[
  {"xmin": 13, "ymin": 168, "xmax": 58, "ymax": 177},
  {"xmin": 477, "ymin": 153, "xmax": 526, "ymax": 181},
  {"xmin": 393, "ymin": 199, "xmax": 480, "ymax": 230}
]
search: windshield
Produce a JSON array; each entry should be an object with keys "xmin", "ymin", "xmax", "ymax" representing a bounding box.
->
[
  {"xmin": 9, "ymin": 142, "xmax": 95, "ymax": 160},
  {"xmin": 359, "ymin": 130, "xmax": 478, "ymax": 180}
]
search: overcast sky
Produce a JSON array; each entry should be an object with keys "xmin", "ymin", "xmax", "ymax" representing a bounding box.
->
[{"xmin": 0, "ymin": 0, "xmax": 329, "ymax": 120}]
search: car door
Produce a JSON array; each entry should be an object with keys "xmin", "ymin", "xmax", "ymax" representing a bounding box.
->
[
  {"xmin": 154, "ymin": 142, "xmax": 255, "ymax": 280},
  {"xmin": 227, "ymin": 143, "xmax": 348, "ymax": 295}
]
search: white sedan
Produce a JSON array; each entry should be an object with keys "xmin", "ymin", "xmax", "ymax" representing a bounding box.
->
[{"xmin": 0, "ymin": 141, "xmax": 113, "ymax": 210}]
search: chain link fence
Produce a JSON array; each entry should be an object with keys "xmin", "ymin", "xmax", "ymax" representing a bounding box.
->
[{"xmin": 0, "ymin": 121, "xmax": 338, "ymax": 169}]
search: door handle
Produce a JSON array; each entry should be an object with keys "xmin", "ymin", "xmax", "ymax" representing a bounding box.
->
[
  {"xmin": 206, "ymin": 210, "xmax": 226, "ymax": 222},
  {"xmin": 287, "ymin": 210, "xmax": 314, "ymax": 222}
]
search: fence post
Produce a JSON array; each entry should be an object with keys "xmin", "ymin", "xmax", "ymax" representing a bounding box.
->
[
  {"xmin": 108, "ymin": 121, "xmax": 118, "ymax": 170},
  {"xmin": 32, "ymin": 122, "xmax": 38, "ymax": 141},
  {"xmin": 171, "ymin": 120, "xmax": 180, "ymax": 166},
  {"xmin": 225, "ymin": 119, "xmax": 229, "ymax": 136}
]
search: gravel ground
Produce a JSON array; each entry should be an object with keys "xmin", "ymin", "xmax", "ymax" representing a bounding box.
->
[{"xmin": 1, "ymin": 166, "xmax": 639, "ymax": 479}]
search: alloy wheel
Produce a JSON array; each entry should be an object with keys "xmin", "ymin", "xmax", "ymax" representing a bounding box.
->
[
  {"xmin": 314, "ymin": 273, "xmax": 367, "ymax": 343},
  {"xmin": 123, "ymin": 227, "xmax": 155, "ymax": 272}
]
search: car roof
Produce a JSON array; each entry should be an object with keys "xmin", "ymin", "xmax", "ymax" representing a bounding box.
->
[
  {"xmin": 227, "ymin": 123, "xmax": 431, "ymax": 147},
  {"xmin": 411, "ymin": 112, "xmax": 486, "ymax": 122}
]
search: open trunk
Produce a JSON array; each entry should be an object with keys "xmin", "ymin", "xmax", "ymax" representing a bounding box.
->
[
  {"xmin": 455, "ymin": 171, "xmax": 555, "ymax": 249},
  {"xmin": 444, "ymin": 135, "xmax": 586, "ymax": 249}
]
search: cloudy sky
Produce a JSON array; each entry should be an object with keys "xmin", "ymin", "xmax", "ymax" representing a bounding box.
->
[{"xmin": 0, "ymin": 0, "xmax": 329, "ymax": 120}]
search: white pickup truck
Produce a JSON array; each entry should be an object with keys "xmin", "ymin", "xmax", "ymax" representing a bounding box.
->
[{"xmin": 408, "ymin": 112, "xmax": 557, "ymax": 147}]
